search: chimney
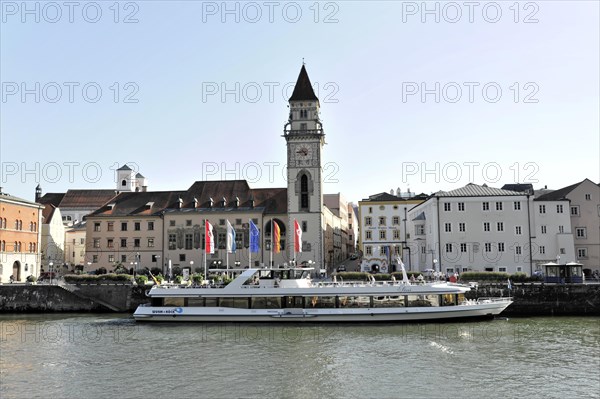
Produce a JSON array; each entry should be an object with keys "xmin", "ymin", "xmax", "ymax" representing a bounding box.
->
[{"xmin": 177, "ymin": 197, "xmax": 183, "ymax": 209}]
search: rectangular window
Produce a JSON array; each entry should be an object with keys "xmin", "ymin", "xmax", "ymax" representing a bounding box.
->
[
  {"xmin": 134, "ymin": 238, "xmax": 140, "ymax": 248},
  {"xmin": 365, "ymin": 217, "xmax": 372, "ymax": 226},
  {"xmin": 585, "ymin": 194, "xmax": 591, "ymax": 200},
  {"xmin": 379, "ymin": 217, "xmax": 386, "ymax": 226},
  {"xmin": 576, "ymin": 227, "xmax": 587, "ymax": 238},
  {"xmin": 444, "ymin": 203, "xmax": 451, "ymax": 211},
  {"xmin": 302, "ymin": 221, "xmax": 307, "ymax": 233},
  {"xmin": 483, "ymin": 222, "xmax": 490, "ymax": 232},
  {"xmin": 93, "ymin": 238, "xmax": 100, "ymax": 248},
  {"xmin": 541, "ymin": 225, "xmax": 547, "ymax": 234},
  {"xmin": 368, "ymin": 207, "xmax": 372, "ymax": 214},
  {"xmin": 169, "ymin": 220, "xmax": 176, "ymax": 227},
  {"xmin": 539, "ymin": 246, "xmax": 545, "ymax": 254},
  {"xmin": 120, "ymin": 238, "xmax": 127, "ymax": 248},
  {"xmin": 108, "ymin": 255, "xmax": 115, "ymax": 263},
  {"xmin": 515, "ymin": 246, "xmax": 522, "ymax": 255},
  {"xmin": 556, "ymin": 204, "xmax": 563, "ymax": 213},
  {"xmin": 577, "ymin": 248, "xmax": 588, "ymax": 259},
  {"xmin": 392, "ymin": 216, "xmax": 400, "ymax": 225},
  {"xmin": 366, "ymin": 231, "xmax": 372, "ymax": 240},
  {"xmin": 168, "ymin": 234, "xmax": 177, "ymax": 250},
  {"xmin": 496, "ymin": 202, "xmax": 503, "ymax": 211},
  {"xmin": 416, "ymin": 225, "xmax": 425, "ymax": 235},
  {"xmin": 445, "ymin": 243, "xmax": 453, "ymax": 253},
  {"xmin": 483, "ymin": 202, "xmax": 489, "ymax": 211},
  {"xmin": 94, "ymin": 222, "xmax": 101, "ymax": 232},
  {"xmin": 559, "ymin": 225, "xmax": 564, "ymax": 234},
  {"xmin": 148, "ymin": 221, "xmax": 154, "ymax": 230},
  {"xmin": 218, "ymin": 232, "xmax": 226, "ymax": 249},
  {"xmin": 485, "ymin": 243, "xmax": 492, "ymax": 252},
  {"xmin": 515, "ymin": 226, "xmax": 522, "ymax": 235},
  {"xmin": 497, "ymin": 222, "xmax": 504, "ymax": 232},
  {"xmin": 121, "ymin": 222, "xmax": 127, "ymax": 231},
  {"xmin": 107, "ymin": 222, "xmax": 114, "ymax": 231},
  {"xmin": 445, "ymin": 223, "xmax": 451, "ymax": 233},
  {"xmin": 560, "ymin": 248, "xmax": 566, "ymax": 254},
  {"xmin": 148, "ymin": 238, "xmax": 154, "ymax": 247},
  {"xmin": 186, "ymin": 220, "xmax": 192, "ymax": 227},
  {"xmin": 513, "ymin": 201, "xmax": 521, "ymax": 210},
  {"xmin": 460, "ymin": 243, "xmax": 467, "ymax": 253},
  {"xmin": 92, "ymin": 255, "xmax": 98, "ymax": 263},
  {"xmin": 134, "ymin": 222, "xmax": 141, "ymax": 231},
  {"xmin": 379, "ymin": 230, "xmax": 386, "ymax": 240},
  {"xmin": 121, "ymin": 255, "xmax": 127, "ymax": 262},
  {"xmin": 458, "ymin": 202, "xmax": 465, "ymax": 211},
  {"xmin": 236, "ymin": 218, "xmax": 242, "ymax": 225},
  {"xmin": 459, "ymin": 223, "xmax": 465, "ymax": 232},
  {"xmin": 517, "ymin": 266, "xmax": 523, "ymax": 273},
  {"xmin": 365, "ymin": 246, "xmax": 372, "ymax": 255},
  {"xmin": 499, "ymin": 267, "xmax": 507, "ymax": 273},
  {"xmin": 180, "ymin": 254, "xmax": 186, "ymax": 262},
  {"xmin": 185, "ymin": 233, "xmax": 193, "ymax": 250},
  {"xmin": 219, "ymin": 219, "xmax": 225, "ymax": 226},
  {"xmin": 107, "ymin": 239, "xmax": 114, "ymax": 248},
  {"xmin": 393, "ymin": 230, "xmax": 400, "ymax": 239},
  {"xmin": 570, "ymin": 206, "xmax": 580, "ymax": 216},
  {"xmin": 498, "ymin": 242, "xmax": 505, "ymax": 252},
  {"xmin": 539, "ymin": 205, "xmax": 546, "ymax": 214}
]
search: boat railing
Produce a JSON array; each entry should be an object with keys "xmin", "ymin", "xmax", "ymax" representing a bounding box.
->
[{"xmin": 476, "ymin": 297, "xmax": 513, "ymax": 304}]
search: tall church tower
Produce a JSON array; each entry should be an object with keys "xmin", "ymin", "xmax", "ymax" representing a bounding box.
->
[{"xmin": 284, "ymin": 65, "xmax": 325, "ymax": 269}]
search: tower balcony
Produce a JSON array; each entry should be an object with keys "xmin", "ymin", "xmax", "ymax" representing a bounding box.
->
[{"xmin": 283, "ymin": 127, "xmax": 324, "ymax": 138}]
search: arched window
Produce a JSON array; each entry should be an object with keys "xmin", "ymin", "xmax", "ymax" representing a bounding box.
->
[
  {"xmin": 14, "ymin": 242, "xmax": 18, "ymax": 252},
  {"xmin": 300, "ymin": 174, "xmax": 309, "ymax": 210},
  {"xmin": 121, "ymin": 179, "xmax": 127, "ymax": 187}
]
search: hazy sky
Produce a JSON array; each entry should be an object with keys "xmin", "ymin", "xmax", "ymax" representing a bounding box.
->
[{"xmin": 1, "ymin": 1, "xmax": 599, "ymax": 204}]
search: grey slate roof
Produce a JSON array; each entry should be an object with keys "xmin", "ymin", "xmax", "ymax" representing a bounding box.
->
[
  {"xmin": 534, "ymin": 179, "xmax": 595, "ymax": 201},
  {"xmin": 434, "ymin": 183, "xmax": 525, "ymax": 197},
  {"xmin": 289, "ymin": 65, "xmax": 319, "ymax": 102}
]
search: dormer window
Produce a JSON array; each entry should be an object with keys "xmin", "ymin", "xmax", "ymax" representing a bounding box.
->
[
  {"xmin": 300, "ymin": 110, "xmax": 308, "ymax": 119},
  {"xmin": 121, "ymin": 180, "xmax": 127, "ymax": 187}
]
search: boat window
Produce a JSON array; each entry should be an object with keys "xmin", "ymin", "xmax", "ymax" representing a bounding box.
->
[
  {"xmin": 220, "ymin": 298, "xmax": 250, "ymax": 309},
  {"xmin": 284, "ymin": 296, "xmax": 304, "ymax": 308},
  {"xmin": 151, "ymin": 298, "xmax": 164, "ymax": 306},
  {"xmin": 441, "ymin": 294, "xmax": 457, "ymax": 306},
  {"xmin": 407, "ymin": 295, "xmax": 432, "ymax": 307},
  {"xmin": 338, "ymin": 296, "xmax": 371, "ymax": 308},
  {"xmin": 307, "ymin": 296, "xmax": 336, "ymax": 308},
  {"xmin": 251, "ymin": 297, "xmax": 281, "ymax": 309},
  {"xmin": 372, "ymin": 295, "xmax": 405, "ymax": 308},
  {"xmin": 164, "ymin": 297, "xmax": 185, "ymax": 307},
  {"xmin": 188, "ymin": 298, "xmax": 205, "ymax": 307},
  {"xmin": 205, "ymin": 298, "xmax": 218, "ymax": 307}
]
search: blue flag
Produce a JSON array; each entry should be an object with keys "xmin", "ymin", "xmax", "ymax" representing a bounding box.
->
[{"xmin": 249, "ymin": 219, "xmax": 260, "ymax": 253}]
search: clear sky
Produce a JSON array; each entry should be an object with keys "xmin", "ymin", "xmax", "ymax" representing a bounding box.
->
[{"xmin": 1, "ymin": 1, "xmax": 599, "ymax": 204}]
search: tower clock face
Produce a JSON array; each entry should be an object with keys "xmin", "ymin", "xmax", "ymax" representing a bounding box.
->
[{"xmin": 294, "ymin": 144, "xmax": 314, "ymax": 166}]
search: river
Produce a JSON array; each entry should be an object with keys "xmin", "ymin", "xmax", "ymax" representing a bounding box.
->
[{"xmin": 0, "ymin": 315, "xmax": 598, "ymax": 398}]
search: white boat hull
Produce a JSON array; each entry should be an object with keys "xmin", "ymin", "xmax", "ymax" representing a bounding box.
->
[{"xmin": 133, "ymin": 300, "xmax": 512, "ymax": 322}]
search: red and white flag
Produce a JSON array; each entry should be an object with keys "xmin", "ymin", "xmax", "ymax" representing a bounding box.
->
[
  {"xmin": 205, "ymin": 220, "xmax": 214, "ymax": 254},
  {"xmin": 294, "ymin": 219, "xmax": 302, "ymax": 253}
]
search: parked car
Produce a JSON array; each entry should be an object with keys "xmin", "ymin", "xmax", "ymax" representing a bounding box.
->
[
  {"xmin": 337, "ymin": 265, "xmax": 346, "ymax": 272},
  {"xmin": 350, "ymin": 254, "xmax": 358, "ymax": 260}
]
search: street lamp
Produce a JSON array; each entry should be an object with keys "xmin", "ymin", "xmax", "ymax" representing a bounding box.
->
[
  {"xmin": 49, "ymin": 262, "xmax": 53, "ymax": 285},
  {"xmin": 433, "ymin": 259, "xmax": 438, "ymax": 279},
  {"xmin": 155, "ymin": 255, "xmax": 161, "ymax": 275}
]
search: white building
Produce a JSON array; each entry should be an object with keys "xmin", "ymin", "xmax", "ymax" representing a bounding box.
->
[
  {"xmin": 40, "ymin": 204, "xmax": 65, "ymax": 272},
  {"xmin": 65, "ymin": 221, "xmax": 87, "ymax": 271},
  {"xmin": 358, "ymin": 192, "xmax": 427, "ymax": 273},
  {"xmin": 408, "ymin": 184, "xmax": 534, "ymax": 275},
  {"xmin": 534, "ymin": 179, "xmax": 600, "ymax": 273}
]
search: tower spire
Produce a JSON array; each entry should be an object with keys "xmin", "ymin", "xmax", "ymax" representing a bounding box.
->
[{"xmin": 289, "ymin": 64, "xmax": 319, "ymax": 102}]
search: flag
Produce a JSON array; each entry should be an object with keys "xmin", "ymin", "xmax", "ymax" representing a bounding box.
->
[
  {"xmin": 273, "ymin": 220, "xmax": 281, "ymax": 253},
  {"xmin": 205, "ymin": 220, "xmax": 214, "ymax": 254},
  {"xmin": 507, "ymin": 278, "xmax": 512, "ymax": 290},
  {"xmin": 249, "ymin": 219, "xmax": 260, "ymax": 253},
  {"xmin": 226, "ymin": 220, "xmax": 236, "ymax": 253},
  {"xmin": 294, "ymin": 219, "xmax": 302, "ymax": 253},
  {"xmin": 384, "ymin": 246, "xmax": 390, "ymax": 263}
]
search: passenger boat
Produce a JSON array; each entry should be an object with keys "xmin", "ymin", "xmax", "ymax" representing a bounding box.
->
[{"xmin": 133, "ymin": 263, "xmax": 512, "ymax": 322}]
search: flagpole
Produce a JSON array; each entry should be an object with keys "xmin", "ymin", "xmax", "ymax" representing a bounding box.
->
[
  {"xmin": 270, "ymin": 218, "xmax": 273, "ymax": 269},
  {"xmin": 248, "ymin": 219, "xmax": 252, "ymax": 269}
]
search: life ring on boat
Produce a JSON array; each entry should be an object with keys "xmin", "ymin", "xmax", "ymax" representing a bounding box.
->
[{"xmin": 145, "ymin": 289, "xmax": 152, "ymax": 297}]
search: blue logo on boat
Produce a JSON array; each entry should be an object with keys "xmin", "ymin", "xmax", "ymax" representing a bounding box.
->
[{"xmin": 175, "ymin": 307, "xmax": 183, "ymax": 314}]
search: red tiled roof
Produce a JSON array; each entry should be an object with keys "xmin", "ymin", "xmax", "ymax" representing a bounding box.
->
[{"xmin": 58, "ymin": 189, "xmax": 118, "ymax": 208}]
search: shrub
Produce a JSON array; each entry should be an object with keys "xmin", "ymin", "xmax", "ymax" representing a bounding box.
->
[
  {"xmin": 194, "ymin": 267, "xmax": 203, "ymax": 274},
  {"xmin": 459, "ymin": 272, "xmax": 510, "ymax": 282},
  {"xmin": 175, "ymin": 275, "xmax": 183, "ymax": 284},
  {"xmin": 135, "ymin": 275, "xmax": 148, "ymax": 286},
  {"xmin": 155, "ymin": 275, "xmax": 164, "ymax": 283},
  {"xmin": 191, "ymin": 273, "xmax": 204, "ymax": 284},
  {"xmin": 63, "ymin": 274, "xmax": 133, "ymax": 284},
  {"xmin": 172, "ymin": 266, "xmax": 182, "ymax": 276},
  {"xmin": 336, "ymin": 272, "xmax": 370, "ymax": 281}
]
